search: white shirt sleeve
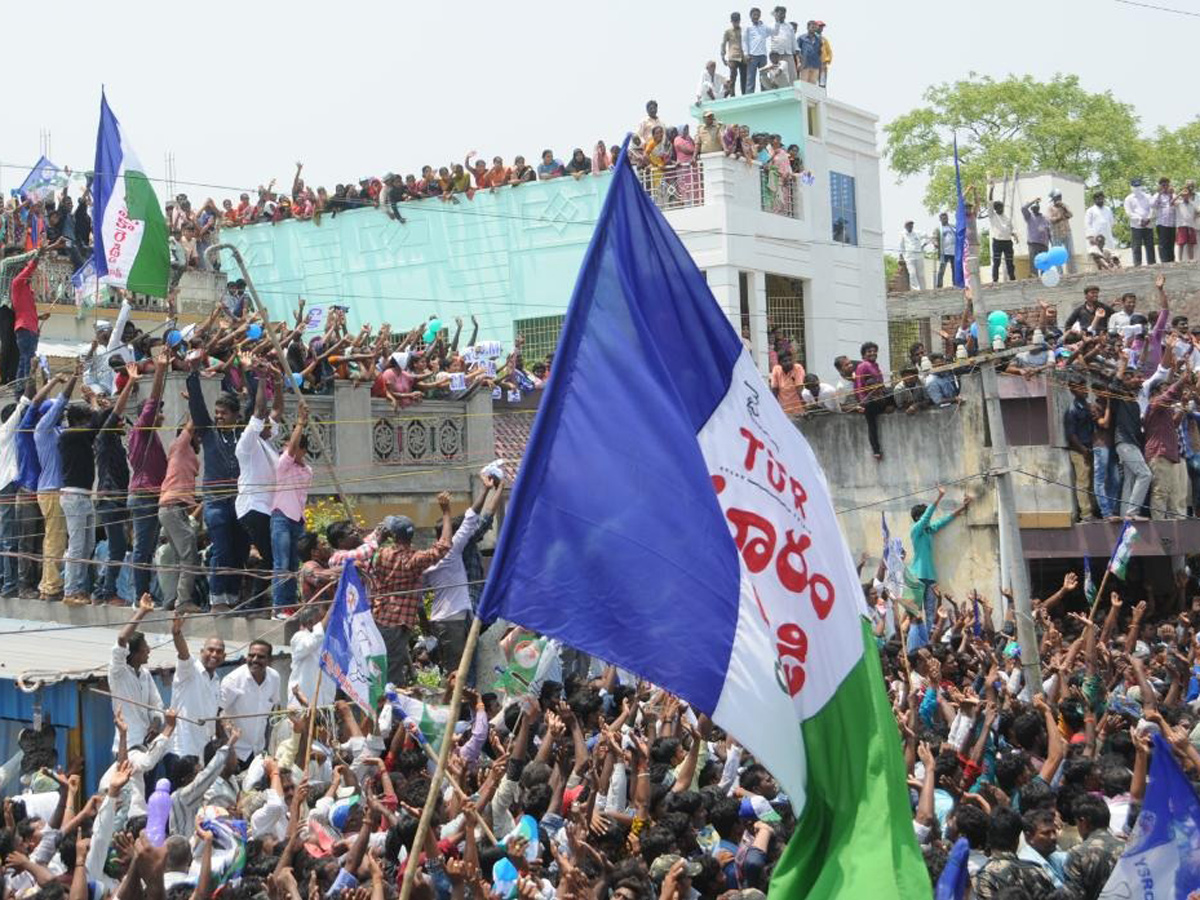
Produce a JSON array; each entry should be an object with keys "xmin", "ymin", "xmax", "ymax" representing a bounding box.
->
[{"xmin": 86, "ymin": 795, "xmax": 116, "ymax": 881}]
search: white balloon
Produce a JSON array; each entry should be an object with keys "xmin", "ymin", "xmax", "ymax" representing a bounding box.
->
[{"xmin": 1040, "ymin": 269, "xmax": 1062, "ymax": 287}]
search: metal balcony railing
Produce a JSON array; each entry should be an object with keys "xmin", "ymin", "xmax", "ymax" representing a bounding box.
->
[
  {"xmin": 761, "ymin": 168, "xmax": 799, "ymax": 219},
  {"xmin": 637, "ymin": 161, "xmax": 705, "ymax": 211}
]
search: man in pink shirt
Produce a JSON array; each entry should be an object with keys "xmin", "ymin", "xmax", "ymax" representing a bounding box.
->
[
  {"xmin": 270, "ymin": 405, "xmax": 314, "ymax": 616},
  {"xmin": 853, "ymin": 341, "xmax": 888, "ymax": 461},
  {"xmin": 158, "ymin": 420, "xmax": 201, "ymax": 612}
]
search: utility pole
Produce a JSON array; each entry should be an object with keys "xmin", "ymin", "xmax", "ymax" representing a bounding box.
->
[{"xmin": 969, "ymin": 287, "xmax": 1043, "ymax": 694}]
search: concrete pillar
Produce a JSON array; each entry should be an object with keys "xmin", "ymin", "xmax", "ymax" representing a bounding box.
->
[
  {"xmin": 464, "ymin": 390, "xmax": 494, "ymax": 469},
  {"xmin": 333, "ymin": 379, "xmax": 372, "ymax": 476},
  {"xmin": 706, "ymin": 263, "xmax": 743, "ymax": 344},
  {"xmin": 751, "ymin": 271, "xmax": 769, "ymax": 372}
]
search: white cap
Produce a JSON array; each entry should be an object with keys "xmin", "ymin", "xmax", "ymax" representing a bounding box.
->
[{"xmin": 391, "ymin": 351, "xmax": 410, "ymax": 369}]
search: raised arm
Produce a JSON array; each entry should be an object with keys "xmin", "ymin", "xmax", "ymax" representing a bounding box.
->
[
  {"xmin": 285, "ymin": 404, "xmax": 308, "ymax": 459},
  {"xmin": 118, "ymin": 594, "xmax": 155, "ymax": 647}
]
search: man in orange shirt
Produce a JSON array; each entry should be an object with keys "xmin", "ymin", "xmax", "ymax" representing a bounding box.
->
[{"xmin": 769, "ymin": 349, "xmax": 806, "ymax": 418}]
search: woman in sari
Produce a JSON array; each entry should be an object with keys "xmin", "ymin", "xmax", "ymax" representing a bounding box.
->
[
  {"xmin": 645, "ymin": 126, "xmax": 670, "ymax": 196},
  {"xmin": 764, "ymin": 134, "xmax": 795, "ymax": 214},
  {"xmin": 673, "ymin": 125, "xmax": 698, "ymax": 204},
  {"xmin": 592, "ymin": 141, "xmax": 612, "ymax": 174}
]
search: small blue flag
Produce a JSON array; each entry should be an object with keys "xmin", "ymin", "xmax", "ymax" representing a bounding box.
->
[
  {"xmin": 17, "ymin": 156, "xmax": 66, "ymax": 203},
  {"xmin": 935, "ymin": 837, "xmax": 969, "ymax": 900}
]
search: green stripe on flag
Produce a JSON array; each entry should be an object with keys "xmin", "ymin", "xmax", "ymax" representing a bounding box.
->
[
  {"xmin": 769, "ymin": 619, "xmax": 930, "ymax": 898},
  {"xmin": 124, "ymin": 169, "xmax": 170, "ymax": 298}
]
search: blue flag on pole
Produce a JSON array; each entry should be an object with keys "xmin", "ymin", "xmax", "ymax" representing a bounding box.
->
[
  {"xmin": 952, "ymin": 136, "xmax": 966, "ymax": 289},
  {"xmin": 1100, "ymin": 733, "xmax": 1200, "ymax": 896},
  {"xmin": 476, "ymin": 140, "xmax": 928, "ymax": 897},
  {"xmin": 319, "ymin": 562, "xmax": 387, "ymax": 716}
]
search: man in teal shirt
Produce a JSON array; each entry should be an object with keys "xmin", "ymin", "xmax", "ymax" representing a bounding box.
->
[{"xmin": 908, "ymin": 485, "xmax": 971, "ymax": 650}]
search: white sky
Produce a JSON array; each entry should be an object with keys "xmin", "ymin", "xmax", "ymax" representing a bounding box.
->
[{"xmin": 0, "ymin": 0, "xmax": 1187, "ymax": 257}]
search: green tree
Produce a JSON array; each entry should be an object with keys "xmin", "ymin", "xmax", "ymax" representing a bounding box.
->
[{"xmin": 884, "ymin": 74, "xmax": 1142, "ymax": 215}]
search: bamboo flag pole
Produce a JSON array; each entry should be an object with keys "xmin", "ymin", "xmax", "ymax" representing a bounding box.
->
[
  {"xmin": 301, "ymin": 670, "xmax": 324, "ymax": 774},
  {"xmin": 398, "ymin": 616, "xmax": 484, "ymax": 900},
  {"xmin": 1088, "ymin": 567, "xmax": 1113, "ymax": 622}
]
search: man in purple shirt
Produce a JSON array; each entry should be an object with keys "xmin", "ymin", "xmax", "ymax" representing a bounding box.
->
[
  {"xmin": 1144, "ymin": 374, "xmax": 1187, "ymax": 519},
  {"xmin": 127, "ymin": 353, "xmax": 169, "ymax": 602}
]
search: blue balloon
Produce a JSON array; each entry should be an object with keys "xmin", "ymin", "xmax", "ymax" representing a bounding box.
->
[
  {"xmin": 247, "ymin": 324, "xmax": 264, "ymax": 341},
  {"xmin": 292, "ymin": 373, "xmax": 304, "ymax": 388},
  {"xmin": 165, "ymin": 329, "xmax": 183, "ymax": 348},
  {"xmin": 1033, "ymin": 252, "xmax": 1050, "ymax": 271},
  {"xmin": 1047, "ymin": 245, "xmax": 1069, "ymax": 266}
]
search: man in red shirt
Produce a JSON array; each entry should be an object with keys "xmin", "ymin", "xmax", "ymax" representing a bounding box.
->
[{"xmin": 9, "ymin": 238, "xmax": 62, "ymax": 394}]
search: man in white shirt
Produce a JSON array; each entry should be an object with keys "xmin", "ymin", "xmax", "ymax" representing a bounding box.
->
[
  {"xmin": 1124, "ymin": 177, "xmax": 1155, "ymax": 266},
  {"xmin": 758, "ymin": 51, "xmax": 792, "ymax": 91},
  {"xmin": 741, "ymin": 7, "xmax": 773, "ymax": 94},
  {"xmin": 767, "ymin": 7, "xmax": 797, "ymax": 82},
  {"xmin": 985, "ymin": 186, "xmax": 1015, "ymax": 282},
  {"xmin": 1084, "ymin": 190, "xmax": 1116, "ymax": 252},
  {"xmin": 697, "ymin": 60, "xmax": 728, "ymax": 103},
  {"xmin": 83, "ymin": 300, "xmax": 133, "ymax": 396},
  {"xmin": 1107, "ymin": 292, "xmax": 1137, "ymax": 335},
  {"xmin": 219, "ymin": 639, "xmax": 280, "ymax": 764},
  {"xmin": 236, "ymin": 371, "xmax": 284, "ymax": 602},
  {"xmin": 165, "ymin": 610, "xmax": 225, "ymax": 778},
  {"xmin": 107, "ymin": 596, "xmax": 165, "ymax": 753},
  {"xmin": 800, "ymin": 373, "xmax": 840, "ymax": 413},
  {"xmin": 1152, "ymin": 176, "xmax": 1177, "ymax": 263},
  {"xmin": 0, "ymin": 393, "xmax": 31, "ymax": 598},
  {"xmin": 288, "ymin": 610, "xmax": 334, "ymax": 711},
  {"xmin": 899, "ymin": 221, "xmax": 928, "ymax": 291},
  {"xmin": 422, "ymin": 475, "xmax": 505, "ymax": 676}
]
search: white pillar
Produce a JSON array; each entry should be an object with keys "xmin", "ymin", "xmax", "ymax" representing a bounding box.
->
[{"xmin": 751, "ymin": 270, "xmax": 769, "ymax": 372}]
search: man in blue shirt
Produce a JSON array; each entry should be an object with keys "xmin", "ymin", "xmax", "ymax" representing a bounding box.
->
[
  {"xmin": 11, "ymin": 372, "xmax": 63, "ymax": 598},
  {"xmin": 33, "ymin": 360, "xmax": 80, "ymax": 602},
  {"xmin": 907, "ymin": 485, "xmax": 970, "ymax": 649}
]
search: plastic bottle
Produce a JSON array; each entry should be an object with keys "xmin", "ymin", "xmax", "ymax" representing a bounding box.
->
[{"xmin": 145, "ymin": 778, "xmax": 172, "ymax": 846}]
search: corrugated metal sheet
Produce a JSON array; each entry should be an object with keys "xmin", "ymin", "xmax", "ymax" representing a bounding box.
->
[{"xmin": 0, "ymin": 617, "xmax": 213, "ymax": 688}]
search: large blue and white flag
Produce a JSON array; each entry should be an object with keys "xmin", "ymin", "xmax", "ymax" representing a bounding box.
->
[
  {"xmin": 1100, "ymin": 733, "xmax": 1200, "ymax": 897},
  {"xmin": 319, "ymin": 562, "xmax": 387, "ymax": 716},
  {"xmin": 1109, "ymin": 521, "xmax": 1140, "ymax": 580},
  {"xmin": 71, "ymin": 258, "xmax": 100, "ymax": 305},
  {"xmin": 476, "ymin": 139, "xmax": 927, "ymax": 897}
]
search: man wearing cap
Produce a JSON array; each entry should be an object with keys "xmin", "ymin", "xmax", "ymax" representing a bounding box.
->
[
  {"xmin": 816, "ymin": 21, "xmax": 831, "ymax": 86},
  {"xmin": 796, "ymin": 20, "xmax": 823, "ymax": 84},
  {"xmin": 371, "ymin": 492, "xmax": 453, "ymax": 686},
  {"xmin": 1124, "ymin": 178, "xmax": 1155, "ymax": 266},
  {"xmin": 1021, "ymin": 197, "xmax": 1051, "ymax": 273},
  {"xmin": 696, "ymin": 111, "xmax": 723, "ymax": 155},
  {"xmin": 898, "ymin": 221, "xmax": 927, "ymax": 291},
  {"xmin": 649, "ymin": 855, "xmax": 701, "ymax": 897}
]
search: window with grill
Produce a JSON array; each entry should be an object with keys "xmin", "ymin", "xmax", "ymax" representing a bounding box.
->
[
  {"xmin": 830, "ymin": 172, "xmax": 858, "ymax": 246},
  {"xmin": 765, "ymin": 274, "xmax": 805, "ymax": 369},
  {"xmin": 513, "ymin": 315, "xmax": 565, "ymax": 364}
]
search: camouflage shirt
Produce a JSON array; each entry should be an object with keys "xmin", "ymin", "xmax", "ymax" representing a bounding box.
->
[
  {"xmin": 973, "ymin": 851, "xmax": 1057, "ymax": 900},
  {"xmin": 1058, "ymin": 829, "xmax": 1124, "ymax": 900}
]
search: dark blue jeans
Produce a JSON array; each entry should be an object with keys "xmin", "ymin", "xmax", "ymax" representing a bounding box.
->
[
  {"xmin": 127, "ymin": 493, "xmax": 161, "ymax": 599},
  {"xmin": 203, "ymin": 498, "xmax": 246, "ymax": 607},
  {"xmin": 906, "ymin": 579, "xmax": 937, "ymax": 652},
  {"xmin": 14, "ymin": 329, "xmax": 37, "ymax": 397},
  {"xmin": 95, "ymin": 498, "xmax": 128, "ymax": 601},
  {"xmin": 0, "ymin": 483, "xmax": 17, "ymax": 595},
  {"xmin": 270, "ymin": 511, "xmax": 303, "ymax": 609}
]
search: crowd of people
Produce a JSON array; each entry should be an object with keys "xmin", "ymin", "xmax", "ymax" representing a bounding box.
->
[
  {"xmin": 0, "ymin": 244, "xmax": 553, "ymax": 614},
  {"xmin": 705, "ymin": 8, "xmax": 831, "ymax": 99},
  {"xmin": 773, "ymin": 272, "xmax": 1200, "ymax": 528},
  {"xmin": 898, "ymin": 177, "xmax": 1200, "ymax": 292}
]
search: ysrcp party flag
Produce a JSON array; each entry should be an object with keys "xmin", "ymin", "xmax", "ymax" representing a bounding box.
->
[
  {"xmin": 477, "ymin": 140, "xmax": 928, "ymax": 898},
  {"xmin": 1100, "ymin": 733, "xmax": 1200, "ymax": 897},
  {"xmin": 320, "ymin": 562, "xmax": 387, "ymax": 715},
  {"xmin": 388, "ymin": 692, "xmax": 450, "ymax": 750},
  {"xmin": 1108, "ymin": 521, "xmax": 1140, "ymax": 580},
  {"xmin": 91, "ymin": 92, "xmax": 170, "ymax": 297},
  {"xmin": 17, "ymin": 156, "xmax": 67, "ymax": 204}
]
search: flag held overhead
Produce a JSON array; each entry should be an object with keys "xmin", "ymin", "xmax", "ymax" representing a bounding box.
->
[{"xmin": 477, "ymin": 139, "xmax": 928, "ymax": 897}]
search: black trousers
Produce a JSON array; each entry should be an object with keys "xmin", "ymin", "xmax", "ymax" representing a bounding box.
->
[
  {"xmin": 864, "ymin": 397, "xmax": 889, "ymax": 457},
  {"xmin": 935, "ymin": 254, "xmax": 954, "ymax": 288},
  {"xmin": 1157, "ymin": 225, "xmax": 1176, "ymax": 263},
  {"xmin": 1130, "ymin": 227, "xmax": 1156, "ymax": 266},
  {"xmin": 991, "ymin": 239, "xmax": 1015, "ymax": 281},
  {"xmin": 380, "ymin": 625, "xmax": 413, "ymax": 687},
  {"xmin": 238, "ymin": 510, "xmax": 273, "ymax": 609},
  {"xmin": 727, "ymin": 61, "xmax": 747, "ymax": 95}
]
